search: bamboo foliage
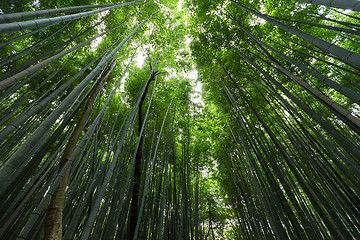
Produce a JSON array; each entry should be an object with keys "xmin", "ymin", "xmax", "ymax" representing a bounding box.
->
[
  {"xmin": 1, "ymin": 0, "xmax": 360, "ymax": 239},
  {"xmin": 0, "ymin": 2, "xmax": 205, "ymax": 239},
  {"xmin": 194, "ymin": 1, "xmax": 360, "ymax": 238},
  {"xmin": 0, "ymin": 10, "xmax": 156, "ymax": 203}
]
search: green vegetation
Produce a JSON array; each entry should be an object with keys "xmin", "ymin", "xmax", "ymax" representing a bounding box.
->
[{"xmin": 0, "ymin": 0, "xmax": 359, "ymax": 239}]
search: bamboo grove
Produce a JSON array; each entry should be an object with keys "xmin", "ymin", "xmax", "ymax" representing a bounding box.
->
[{"xmin": 0, "ymin": 0, "xmax": 359, "ymax": 239}]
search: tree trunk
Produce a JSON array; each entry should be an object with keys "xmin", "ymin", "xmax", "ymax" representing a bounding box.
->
[
  {"xmin": 130, "ymin": 75, "xmax": 155, "ymax": 240},
  {"xmin": 44, "ymin": 59, "xmax": 118, "ymax": 240},
  {"xmin": 294, "ymin": 0, "xmax": 360, "ymax": 11},
  {"xmin": 0, "ymin": 3, "xmax": 118, "ymax": 23},
  {"xmin": 0, "ymin": 1, "xmax": 137, "ymax": 34},
  {"xmin": 230, "ymin": 0, "xmax": 360, "ymax": 70},
  {"xmin": 0, "ymin": 23, "xmax": 122, "ymax": 90}
]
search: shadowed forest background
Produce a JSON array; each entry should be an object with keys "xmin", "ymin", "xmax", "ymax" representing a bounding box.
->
[{"xmin": 0, "ymin": 0, "xmax": 360, "ymax": 239}]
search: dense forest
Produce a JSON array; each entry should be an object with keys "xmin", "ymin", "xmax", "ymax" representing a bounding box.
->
[{"xmin": 0, "ymin": 0, "xmax": 359, "ymax": 239}]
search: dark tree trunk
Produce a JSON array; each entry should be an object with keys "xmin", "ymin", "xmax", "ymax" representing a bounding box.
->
[{"xmin": 129, "ymin": 72, "xmax": 156, "ymax": 239}]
